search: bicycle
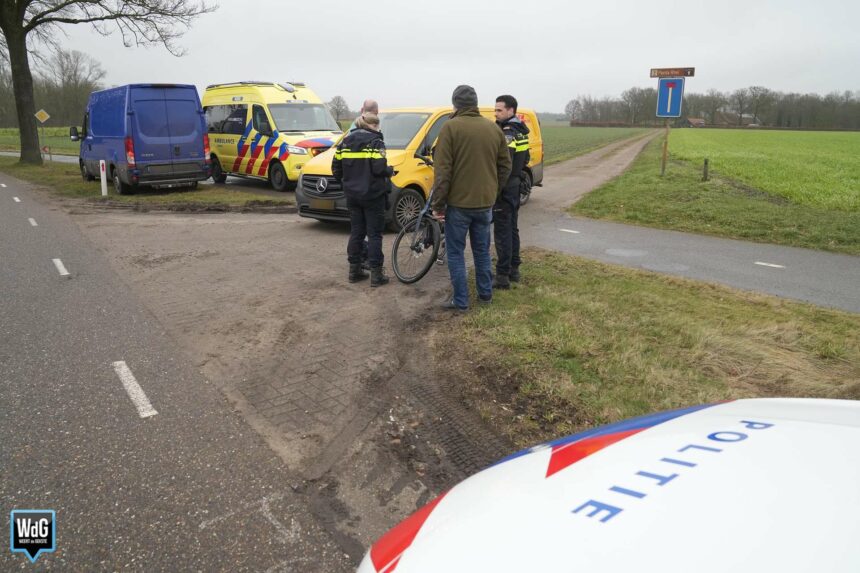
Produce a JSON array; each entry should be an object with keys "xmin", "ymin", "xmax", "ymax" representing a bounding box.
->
[{"xmin": 390, "ymin": 155, "xmax": 446, "ymax": 284}]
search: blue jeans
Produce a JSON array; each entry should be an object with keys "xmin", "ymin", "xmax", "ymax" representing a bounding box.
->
[{"xmin": 444, "ymin": 206, "xmax": 493, "ymax": 309}]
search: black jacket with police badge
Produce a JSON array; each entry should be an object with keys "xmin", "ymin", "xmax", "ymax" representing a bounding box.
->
[
  {"xmin": 497, "ymin": 116, "xmax": 530, "ymax": 205},
  {"xmin": 332, "ymin": 128, "xmax": 394, "ymax": 201}
]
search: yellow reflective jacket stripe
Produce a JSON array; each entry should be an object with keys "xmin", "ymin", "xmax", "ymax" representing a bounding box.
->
[
  {"xmin": 334, "ymin": 148, "xmax": 385, "ymax": 160},
  {"xmin": 508, "ymin": 138, "xmax": 529, "ymax": 152}
]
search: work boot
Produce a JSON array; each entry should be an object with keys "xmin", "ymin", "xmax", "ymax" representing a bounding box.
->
[
  {"xmin": 493, "ymin": 274, "xmax": 511, "ymax": 290},
  {"xmin": 370, "ymin": 266, "xmax": 390, "ymax": 287},
  {"xmin": 510, "ymin": 267, "xmax": 520, "ymax": 283},
  {"xmin": 349, "ymin": 263, "xmax": 369, "ymax": 283}
]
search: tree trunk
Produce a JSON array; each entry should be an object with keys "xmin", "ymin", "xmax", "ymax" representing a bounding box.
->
[{"xmin": 5, "ymin": 26, "xmax": 43, "ymax": 165}]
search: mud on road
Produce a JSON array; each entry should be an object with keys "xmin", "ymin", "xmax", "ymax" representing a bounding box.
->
[
  {"xmin": 71, "ymin": 207, "xmax": 514, "ymax": 569},
  {"xmin": 67, "ymin": 134, "xmax": 656, "ymax": 570}
]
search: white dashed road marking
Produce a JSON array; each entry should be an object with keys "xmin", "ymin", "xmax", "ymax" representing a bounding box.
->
[
  {"xmin": 112, "ymin": 361, "xmax": 158, "ymax": 419},
  {"xmin": 52, "ymin": 258, "xmax": 70, "ymax": 276},
  {"xmin": 1, "ymin": 183, "xmax": 7, "ymax": 187},
  {"xmin": 558, "ymin": 228, "xmax": 581, "ymax": 234},
  {"xmin": 755, "ymin": 261, "xmax": 786, "ymax": 269},
  {"xmin": 28, "ymin": 218, "xmax": 38, "ymax": 227},
  {"xmin": 13, "ymin": 196, "xmax": 20, "ymax": 202}
]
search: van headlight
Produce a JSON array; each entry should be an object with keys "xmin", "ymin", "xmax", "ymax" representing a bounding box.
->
[{"xmin": 287, "ymin": 145, "xmax": 308, "ymax": 155}]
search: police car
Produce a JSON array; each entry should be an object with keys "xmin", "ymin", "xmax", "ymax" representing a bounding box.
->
[{"xmin": 358, "ymin": 398, "xmax": 860, "ymax": 572}]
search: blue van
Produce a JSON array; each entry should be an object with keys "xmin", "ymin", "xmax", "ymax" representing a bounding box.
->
[{"xmin": 71, "ymin": 84, "xmax": 211, "ymax": 194}]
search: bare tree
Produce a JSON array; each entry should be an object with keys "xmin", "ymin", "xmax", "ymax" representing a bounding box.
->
[
  {"xmin": 621, "ymin": 87, "xmax": 650, "ymax": 124},
  {"xmin": 35, "ymin": 49, "xmax": 105, "ymax": 126},
  {"xmin": 0, "ymin": 1, "xmax": 216, "ymax": 165},
  {"xmin": 564, "ymin": 98, "xmax": 581, "ymax": 121},
  {"xmin": 40, "ymin": 49, "xmax": 104, "ymax": 88},
  {"xmin": 747, "ymin": 86, "xmax": 774, "ymax": 124},
  {"xmin": 731, "ymin": 88, "xmax": 751, "ymax": 125},
  {"xmin": 704, "ymin": 89, "xmax": 726, "ymax": 125},
  {"xmin": 326, "ymin": 95, "xmax": 350, "ymax": 121}
]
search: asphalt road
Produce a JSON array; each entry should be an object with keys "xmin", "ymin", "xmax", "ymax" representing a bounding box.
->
[
  {"xmin": 525, "ymin": 213, "xmax": 860, "ymax": 313},
  {"xmin": 0, "ymin": 180, "xmax": 351, "ymax": 571},
  {"xmin": 521, "ymin": 136, "xmax": 860, "ymax": 314}
]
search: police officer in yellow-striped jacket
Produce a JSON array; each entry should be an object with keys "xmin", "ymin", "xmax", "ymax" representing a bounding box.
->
[
  {"xmin": 332, "ymin": 113, "xmax": 395, "ymax": 287},
  {"xmin": 492, "ymin": 95, "xmax": 530, "ymax": 289}
]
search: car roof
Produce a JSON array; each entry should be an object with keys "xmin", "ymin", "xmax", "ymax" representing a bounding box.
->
[{"xmin": 363, "ymin": 398, "xmax": 860, "ymax": 573}]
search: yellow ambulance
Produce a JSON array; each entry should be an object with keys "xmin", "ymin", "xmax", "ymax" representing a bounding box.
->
[
  {"xmin": 202, "ymin": 81, "xmax": 342, "ymax": 190},
  {"xmin": 295, "ymin": 106, "xmax": 544, "ymax": 230}
]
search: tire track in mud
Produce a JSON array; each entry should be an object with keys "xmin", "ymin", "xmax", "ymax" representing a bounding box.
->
[{"xmin": 74, "ymin": 213, "xmax": 514, "ymax": 567}]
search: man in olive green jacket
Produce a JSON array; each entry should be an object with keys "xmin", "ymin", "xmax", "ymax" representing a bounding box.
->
[{"xmin": 431, "ymin": 85, "xmax": 512, "ymax": 310}]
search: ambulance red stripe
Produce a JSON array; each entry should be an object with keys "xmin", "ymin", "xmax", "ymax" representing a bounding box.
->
[{"xmin": 257, "ymin": 143, "xmax": 281, "ymax": 176}]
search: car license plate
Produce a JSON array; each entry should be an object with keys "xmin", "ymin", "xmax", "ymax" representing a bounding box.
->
[{"xmin": 310, "ymin": 199, "xmax": 334, "ymax": 210}]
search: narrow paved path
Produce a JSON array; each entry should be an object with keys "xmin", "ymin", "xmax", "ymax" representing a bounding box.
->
[{"xmin": 521, "ymin": 134, "xmax": 860, "ymax": 314}]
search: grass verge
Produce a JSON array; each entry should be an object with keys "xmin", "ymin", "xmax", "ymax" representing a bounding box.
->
[
  {"xmin": 0, "ymin": 157, "xmax": 292, "ymax": 208},
  {"xmin": 571, "ymin": 138, "xmax": 860, "ymax": 255},
  {"xmin": 437, "ymin": 249, "xmax": 860, "ymax": 448}
]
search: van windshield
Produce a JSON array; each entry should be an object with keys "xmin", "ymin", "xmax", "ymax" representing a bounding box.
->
[
  {"xmin": 268, "ymin": 104, "xmax": 340, "ymax": 133},
  {"xmin": 377, "ymin": 113, "xmax": 431, "ymax": 149}
]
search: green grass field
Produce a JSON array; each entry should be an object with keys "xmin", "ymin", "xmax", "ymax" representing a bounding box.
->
[
  {"xmin": 0, "ymin": 126, "xmax": 79, "ymax": 155},
  {"xmin": 670, "ymin": 129, "xmax": 860, "ymax": 211},
  {"xmin": 539, "ymin": 126, "xmax": 653, "ymax": 165},
  {"xmin": 573, "ymin": 132, "xmax": 860, "ymax": 254},
  {"xmin": 443, "ymin": 249, "xmax": 860, "ymax": 446}
]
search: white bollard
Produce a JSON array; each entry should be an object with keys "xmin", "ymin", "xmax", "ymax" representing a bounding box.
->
[{"xmin": 99, "ymin": 160, "xmax": 108, "ymax": 196}]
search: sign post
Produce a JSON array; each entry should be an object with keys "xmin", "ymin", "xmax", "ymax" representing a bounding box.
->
[
  {"xmin": 99, "ymin": 160, "xmax": 108, "ymax": 196},
  {"xmin": 661, "ymin": 120, "xmax": 670, "ymax": 177},
  {"xmin": 652, "ymin": 69, "xmax": 693, "ymax": 176},
  {"xmin": 34, "ymin": 109, "xmax": 51, "ymax": 161}
]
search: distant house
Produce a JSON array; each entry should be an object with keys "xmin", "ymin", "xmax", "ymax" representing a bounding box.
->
[
  {"xmin": 714, "ymin": 111, "xmax": 758, "ymax": 126},
  {"xmin": 684, "ymin": 117, "xmax": 706, "ymax": 128}
]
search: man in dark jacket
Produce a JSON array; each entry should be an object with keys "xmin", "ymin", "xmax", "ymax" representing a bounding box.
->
[
  {"xmin": 332, "ymin": 113, "xmax": 394, "ymax": 287},
  {"xmin": 492, "ymin": 94, "xmax": 530, "ymax": 289},
  {"xmin": 431, "ymin": 85, "xmax": 512, "ymax": 310}
]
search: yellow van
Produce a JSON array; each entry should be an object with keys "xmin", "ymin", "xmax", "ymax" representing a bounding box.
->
[
  {"xmin": 295, "ymin": 106, "xmax": 544, "ymax": 230},
  {"xmin": 202, "ymin": 81, "xmax": 342, "ymax": 190}
]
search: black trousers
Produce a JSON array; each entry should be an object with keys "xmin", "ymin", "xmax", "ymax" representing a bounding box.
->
[
  {"xmin": 492, "ymin": 197, "xmax": 521, "ymax": 276},
  {"xmin": 347, "ymin": 195, "xmax": 385, "ymax": 268}
]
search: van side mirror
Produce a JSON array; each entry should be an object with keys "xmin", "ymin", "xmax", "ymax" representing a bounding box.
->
[
  {"xmin": 258, "ymin": 121, "xmax": 273, "ymax": 137},
  {"xmin": 70, "ymin": 126, "xmax": 80, "ymax": 142}
]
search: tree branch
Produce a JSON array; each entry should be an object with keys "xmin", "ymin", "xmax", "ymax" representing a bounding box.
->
[{"xmin": 20, "ymin": 1, "xmax": 216, "ymax": 56}]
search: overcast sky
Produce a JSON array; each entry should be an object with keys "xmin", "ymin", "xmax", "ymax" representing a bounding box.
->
[{"xmin": 57, "ymin": 0, "xmax": 859, "ymax": 112}]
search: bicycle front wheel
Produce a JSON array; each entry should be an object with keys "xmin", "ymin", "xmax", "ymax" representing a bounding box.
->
[{"xmin": 391, "ymin": 216, "xmax": 441, "ymax": 284}]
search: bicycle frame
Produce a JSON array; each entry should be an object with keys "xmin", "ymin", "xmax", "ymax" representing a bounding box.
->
[{"xmin": 406, "ymin": 154, "xmax": 440, "ymax": 249}]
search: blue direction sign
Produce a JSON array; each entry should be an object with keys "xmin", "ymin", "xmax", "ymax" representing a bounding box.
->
[{"xmin": 656, "ymin": 77, "xmax": 685, "ymax": 118}]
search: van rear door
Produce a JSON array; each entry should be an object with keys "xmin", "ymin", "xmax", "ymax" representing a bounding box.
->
[
  {"xmin": 163, "ymin": 86, "xmax": 206, "ymax": 178},
  {"xmin": 129, "ymin": 86, "xmax": 173, "ymax": 176}
]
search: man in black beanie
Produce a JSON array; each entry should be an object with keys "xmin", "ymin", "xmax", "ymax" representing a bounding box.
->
[{"xmin": 431, "ymin": 85, "xmax": 512, "ymax": 310}]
